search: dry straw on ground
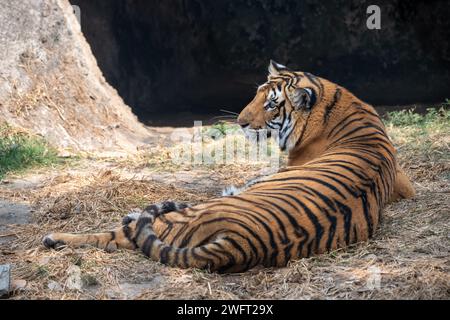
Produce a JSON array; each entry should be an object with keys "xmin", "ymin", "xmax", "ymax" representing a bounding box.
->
[{"xmin": 0, "ymin": 120, "xmax": 449, "ymax": 300}]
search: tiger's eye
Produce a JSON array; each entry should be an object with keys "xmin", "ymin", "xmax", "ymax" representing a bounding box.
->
[{"xmin": 265, "ymin": 101, "xmax": 276, "ymax": 110}]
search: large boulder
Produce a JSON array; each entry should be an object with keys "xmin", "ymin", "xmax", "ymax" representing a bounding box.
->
[{"xmin": 0, "ymin": 0, "xmax": 150, "ymax": 153}]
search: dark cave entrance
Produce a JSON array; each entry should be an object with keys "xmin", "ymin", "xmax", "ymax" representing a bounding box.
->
[{"xmin": 70, "ymin": 0, "xmax": 450, "ymax": 126}]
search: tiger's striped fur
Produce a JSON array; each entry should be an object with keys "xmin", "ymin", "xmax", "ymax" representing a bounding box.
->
[{"xmin": 43, "ymin": 61, "xmax": 415, "ymax": 273}]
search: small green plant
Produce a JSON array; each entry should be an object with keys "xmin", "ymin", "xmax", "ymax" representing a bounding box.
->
[
  {"xmin": 385, "ymin": 103, "xmax": 449, "ymax": 128},
  {"xmin": 36, "ymin": 265, "xmax": 49, "ymax": 278},
  {"xmin": 203, "ymin": 121, "xmax": 240, "ymax": 140},
  {"xmin": 0, "ymin": 124, "xmax": 59, "ymax": 180},
  {"xmin": 81, "ymin": 273, "xmax": 99, "ymax": 286},
  {"xmin": 385, "ymin": 109, "xmax": 423, "ymax": 127}
]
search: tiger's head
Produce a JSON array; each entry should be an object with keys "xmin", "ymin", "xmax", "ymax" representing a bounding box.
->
[{"xmin": 238, "ymin": 60, "xmax": 343, "ymax": 154}]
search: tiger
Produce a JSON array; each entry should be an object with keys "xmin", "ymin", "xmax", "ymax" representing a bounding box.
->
[{"xmin": 42, "ymin": 60, "xmax": 415, "ymax": 273}]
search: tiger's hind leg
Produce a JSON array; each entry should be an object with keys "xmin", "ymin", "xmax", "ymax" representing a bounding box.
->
[
  {"xmin": 151, "ymin": 201, "xmax": 189, "ymax": 214},
  {"xmin": 42, "ymin": 201, "xmax": 189, "ymax": 252},
  {"xmin": 122, "ymin": 201, "xmax": 189, "ymax": 224},
  {"xmin": 42, "ymin": 210, "xmax": 141, "ymax": 252}
]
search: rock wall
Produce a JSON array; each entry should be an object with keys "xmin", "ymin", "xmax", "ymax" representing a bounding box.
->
[
  {"xmin": 71, "ymin": 0, "xmax": 450, "ymax": 118},
  {"xmin": 0, "ymin": 0, "xmax": 150, "ymax": 153}
]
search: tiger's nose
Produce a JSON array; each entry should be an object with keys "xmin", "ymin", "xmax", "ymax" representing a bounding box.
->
[{"xmin": 237, "ymin": 116, "xmax": 249, "ymax": 128}]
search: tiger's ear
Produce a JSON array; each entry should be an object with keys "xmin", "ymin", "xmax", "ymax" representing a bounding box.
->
[
  {"xmin": 268, "ymin": 60, "xmax": 288, "ymax": 77},
  {"xmin": 289, "ymin": 87, "xmax": 317, "ymax": 110}
]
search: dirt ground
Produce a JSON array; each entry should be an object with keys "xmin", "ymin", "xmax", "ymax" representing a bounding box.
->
[
  {"xmin": 1, "ymin": 0, "xmax": 447, "ymax": 301},
  {"xmin": 0, "ymin": 124, "xmax": 449, "ymax": 300}
]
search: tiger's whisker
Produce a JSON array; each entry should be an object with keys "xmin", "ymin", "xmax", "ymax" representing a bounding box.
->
[{"xmin": 220, "ymin": 109, "xmax": 240, "ymax": 116}]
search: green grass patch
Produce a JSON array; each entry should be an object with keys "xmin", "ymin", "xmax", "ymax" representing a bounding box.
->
[
  {"xmin": 0, "ymin": 124, "xmax": 60, "ymax": 180},
  {"xmin": 384, "ymin": 101, "xmax": 450, "ymax": 161},
  {"xmin": 203, "ymin": 120, "xmax": 241, "ymax": 139},
  {"xmin": 384, "ymin": 100, "xmax": 450, "ymax": 129}
]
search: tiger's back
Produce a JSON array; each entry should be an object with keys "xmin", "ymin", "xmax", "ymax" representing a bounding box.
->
[
  {"xmin": 148, "ymin": 97, "xmax": 395, "ymax": 272},
  {"xmin": 43, "ymin": 61, "xmax": 413, "ymax": 273}
]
